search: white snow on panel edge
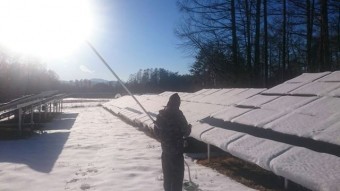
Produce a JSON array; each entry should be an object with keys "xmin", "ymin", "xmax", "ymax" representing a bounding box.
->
[
  {"xmin": 285, "ymin": 72, "xmax": 330, "ymax": 83},
  {"xmin": 264, "ymin": 112, "xmax": 329, "ymax": 138},
  {"xmin": 290, "ymin": 81, "xmax": 340, "ymax": 96},
  {"xmin": 261, "ymin": 95, "xmax": 317, "ymax": 112},
  {"xmin": 200, "ymin": 127, "xmax": 244, "ymax": 151},
  {"xmin": 262, "ymin": 83, "xmax": 305, "ymax": 95},
  {"xmin": 209, "ymin": 89, "xmax": 249, "ymax": 105},
  {"xmin": 62, "ymin": 98, "xmax": 110, "ymax": 103},
  {"xmin": 200, "ymin": 89, "xmax": 233, "ymax": 104},
  {"xmin": 189, "ymin": 123, "xmax": 215, "ymax": 141},
  {"xmin": 231, "ymin": 109, "xmax": 286, "ymax": 128},
  {"xmin": 211, "ymin": 106, "xmax": 251, "ymax": 122},
  {"xmin": 227, "ymin": 135, "xmax": 292, "ymax": 171},
  {"xmin": 329, "ymin": 87, "xmax": 340, "ymax": 97},
  {"xmin": 181, "ymin": 102, "xmax": 225, "ymax": 115},
  {"xmin": 105, "ymin": 95, "xmax": 139, "ymax": 108},
  {"xmin": 229, "ymin": 88, "xmax": 266, "ymax": 102},
  {"xmin": 236, "ymin": 94, "xmax": 279, "ymax": 108},
  {"xmin": 317, "ymin": 71, "xmax": 340, "ymax": 82},
  {"xmin": 313, "ymin": 120, "xmax": 340, "ymax": 146},
  {"xmin": 270, "ymin": 147, "xmax": 340, "ymax": 191},
  {"xmin": 296, "ymin": 96, "xmax": 340, "ymax": 119}
]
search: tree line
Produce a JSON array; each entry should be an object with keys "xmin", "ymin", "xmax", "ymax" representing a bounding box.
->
[
  {"xmin": 176, "ymin": 0, "xmax": 339, "ymax": 87},
  {"xmin": 0, "ymin": 51, "xmax": 119, "ymax": 102},
  {"xmin": 126, "ymin": 68, "xmax": 194, "ymax": 94},
  {"xmin": 0, "ymin": 51, "xmax": 60, "ymax": 102}
]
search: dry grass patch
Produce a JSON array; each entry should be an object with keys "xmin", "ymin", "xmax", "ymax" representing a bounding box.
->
[{"xmin": 197, "ymin": 154, "xmax": 286, "ymax": 191}]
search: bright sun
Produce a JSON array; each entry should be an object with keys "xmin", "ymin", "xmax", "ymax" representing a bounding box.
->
[{"xmin": 0, "ymin": 0, "xmax": 94, "ymax": 59}]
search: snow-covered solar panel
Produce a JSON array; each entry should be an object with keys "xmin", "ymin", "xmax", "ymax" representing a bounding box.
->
[
  {"xmin": 313, "ymin": 120, "xmax": 340, "ymax": 146},
  {"xmin": 182, "ymin": 89, "xmax": 211, "ymax": 99},
  {"xmin": 104, "ymin": 71, "xmax": 340, "ymax": 191},
  {"xmin": 185, "ymin": 94, "xmax": 208, "ymax": 102},
  {"xmin": 102, "ymin": 104, "xmax": 121, "ymax": 114},
  {"xmin": 285, "ymin": 72, "xmax": 330, "ymax": 83},
  {"xmin": 201, "ymin": 89, "xmax": 220, "ymax": 95},
  {"xmin": 238, "ymin": 88, "xmax": 266, "ymax": 98},
  {"xmin": 209, "ymin": 88, "xmax": 249, "ymax": 105},
  {"xmin": 144, "ymin": 118, "xmax": 154, "ymax": 129},
  {"xmin": 329, "ymin": 87, "xmax": 340, "ymax": 97},
  {"xmin": 181, "ymin": 102, "xmax": 225, "ymax": 123},
  {"xmin": 261, "ymin": 83, "xmax": 305, "ymax": 95},
  {"xmin": 296, "ymin": 97, "xmax": 340, "ymax": 119},
  {"xmin": 189, "ymin": 123, "xmax": 215, "ymax": 141},
  {"xmin": 290, "ymin": 81, "xmax": 340, "ymax": 96},
  {"xmin": 200, "ymin": 127, "xmax": 244, "ymax": 150},
  {"xmin": 317, "ymin": 71, "xmax": 340, "ymax": 82},
  {"xmin": 185, "ymin": 111, "xmax": 211, "ymax": 124},
  {"xmin": 188, "ymin": 89, "xmax": 221, "ymax": 103},
  {"xmin": 118, "ymin": 109, "xmax": 140, "ymax": 119},
  {"xmin": 215, "ymin": 88, "xmax": 265, "ymax": 106},
  {"xmin": 261, "ymin": 96, "xmax": 317, "ymax": 112},
  {"xmin": 231, "ymin": 109, "xmax": 286, "ymax": 127},
  {"xmin": 134, "ymin": 114, "xmax": 150, "ymax": 126},
  {"xmin": 108, "ymin": 95, "xmax": 138, "ymax": 108},
  {"xmin": 269, "ymin": 147, "xmax": 340, "ymax": 191},
  {"xmin": 264, "ymin": 112, "xmax": 334, "ymax": 138},
  {"xmin": 195, "ymin": 89, "xmax": 212, "ymax": 95},
  {"xmin": 227, "ymin": 135, "xmax": 292, "ymax": 171},
  {"xmin": 198, "ymin": 89, "xmax": 232, "ymax": 104},
  {"xmin": 236, "ymin": 94, "xmax": 279, "ymax": 108},
  {"xmin": 213, "ymin": 89, "xmax": 233, "ymax": 96},
  {"xmin": 224, "ymin": 88, "xmax": 249, "ymax": 96},
  {"xmin": 159, "ymin": 91, "xmax": 175, "ymax": 97},
  {"xmin": 181, "ymin": 102, "xmax": 224, "ymax": 116},
  {"xmin": 211, "ymin": 107, "xmax": 252, "ymax": 122}
]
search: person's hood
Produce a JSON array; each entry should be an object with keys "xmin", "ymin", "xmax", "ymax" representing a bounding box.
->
[{"xmin": 166, "ymin": 93, "xmax": 180, "ymax": 109}]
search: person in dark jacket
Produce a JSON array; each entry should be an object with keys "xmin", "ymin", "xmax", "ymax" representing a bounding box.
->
[{"xmin": 154, "ymin": 93, "xmax": 191, "ymax": 191}]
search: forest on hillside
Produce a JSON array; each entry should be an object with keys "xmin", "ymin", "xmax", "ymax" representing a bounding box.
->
[{"xmin": 0, "ymin": 52, "xmax": 60, "ymax": 102}]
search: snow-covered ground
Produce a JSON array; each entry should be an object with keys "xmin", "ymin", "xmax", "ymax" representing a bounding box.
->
[{"xmin": 0, "ymin": 105, "xmax": 255, "ymax": 191}]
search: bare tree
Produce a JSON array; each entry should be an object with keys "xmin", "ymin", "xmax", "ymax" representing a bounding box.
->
[{"xmin": 320, "ymin": 0, "xmax": 331, "ymax": 71}]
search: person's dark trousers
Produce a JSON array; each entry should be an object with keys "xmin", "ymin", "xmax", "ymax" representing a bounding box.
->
[{"xmin": 162, "ymin": 152, "xmax": 184, "ymax": 191}]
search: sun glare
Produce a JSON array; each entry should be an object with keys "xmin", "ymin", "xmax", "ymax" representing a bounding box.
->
[{"xmin": 0, "ymin": 0, "xmax": 94, "ymax": 59}]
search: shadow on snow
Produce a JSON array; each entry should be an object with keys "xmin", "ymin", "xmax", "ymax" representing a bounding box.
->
[{"xmin": 0, "ymin": 112, "xmax": 78, "ymax": 173}]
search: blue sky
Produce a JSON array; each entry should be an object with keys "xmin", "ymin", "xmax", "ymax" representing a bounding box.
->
[{"xmin": 48, "ymin": 0, "xmax": 194, "ymax": 82}]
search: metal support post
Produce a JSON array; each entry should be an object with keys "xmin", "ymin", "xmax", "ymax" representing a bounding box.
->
[
  {"xmin": 39, "ymin": 104, "xmax": 41, "ymax": 122},
  {"xmin": 49, "ymin": 103, "xmax": 52, "ymax": 116},
  {"xmin": 207, "ymin": 144, "xmax": 211, "ymax": 162},
  {"xmin": 44, "ymin": 104, "xmax": 48, "ymax": 119},
  {"xmin": 284, "ymin": 178, "xmax": 289, "ymax": 189},
  {"xmin": 30, "ymin": 106, "xmax": 34, "ymax": 126},
  {"xmin": 18, "ymin": 108, "xmax": 22, "ymax": 135}
]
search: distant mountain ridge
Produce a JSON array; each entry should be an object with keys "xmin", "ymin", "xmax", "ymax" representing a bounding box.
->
[{"xmin": 61, "ymin": 79, "xmax": 118, "ymax": 85}]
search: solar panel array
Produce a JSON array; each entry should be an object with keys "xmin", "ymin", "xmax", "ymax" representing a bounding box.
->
[{"xmin": 103, "ymin": 71, "xmax": 340, "ymax": 191}]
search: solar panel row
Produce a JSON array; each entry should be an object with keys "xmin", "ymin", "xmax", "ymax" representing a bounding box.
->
[{"xmin": 102, "ymin": 71, "xmax": 340, "ymax": 191}]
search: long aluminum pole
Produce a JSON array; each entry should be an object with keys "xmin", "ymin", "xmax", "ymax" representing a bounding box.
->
[
  {"xmin": 88, "ymin": 42, "xmax": 198, "ymax": 190},
  {"xmin": 86, "ymin": 41, "xmax": 155, "ymax": 123}
]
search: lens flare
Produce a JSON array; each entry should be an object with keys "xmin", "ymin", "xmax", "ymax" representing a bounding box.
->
[{"xmin": 0, "ymin": 0, "xmax": 94, "ymax": 59}]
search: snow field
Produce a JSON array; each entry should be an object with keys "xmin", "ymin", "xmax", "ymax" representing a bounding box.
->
[{"xmin": 0, "ymin": 106, "xmax": 256, "ymax": 191}]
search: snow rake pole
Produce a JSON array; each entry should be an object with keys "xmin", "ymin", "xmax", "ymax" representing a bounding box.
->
[
  {"xmin": 86, "ymin": 41, "xmax": 155, "ymax": 123},
  {"xmin": 87, "ymin": 41, "xmax": 200, "ymax": 191}
]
